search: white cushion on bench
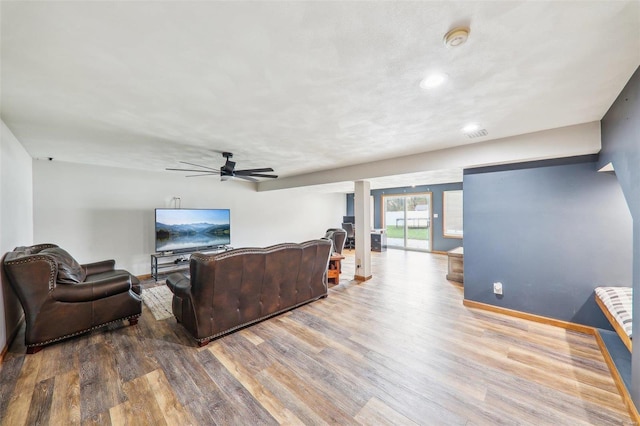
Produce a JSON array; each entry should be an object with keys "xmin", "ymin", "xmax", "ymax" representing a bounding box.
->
[{"xmin": 595, "ymin": 286, "xmax": 633, "ymax": 338}]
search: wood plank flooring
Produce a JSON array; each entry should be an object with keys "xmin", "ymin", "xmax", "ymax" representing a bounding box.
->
[{"xmin": 0, "ymin": 250, "xmax": 633, "ymax": 425}]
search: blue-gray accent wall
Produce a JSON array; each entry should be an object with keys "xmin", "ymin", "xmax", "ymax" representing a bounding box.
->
[
  {"xmin": 346, "ymin": 182, "xmax": 463, "ymax": 252},
  {"xmin": 599, "ymin": 66, "xmax": 640, "ymax": 407},
  {"xmin": 346, "ymin": 194, "xmax": 354, "ymax": 217},
  {"xmin": 463, "ymin": 155, "xmax": 632, "ymax": 329}
]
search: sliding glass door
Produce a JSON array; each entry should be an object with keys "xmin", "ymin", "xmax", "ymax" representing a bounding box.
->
[{"xmin": 383, "ymin": 193, "xmax": 432, "ymax": 251}]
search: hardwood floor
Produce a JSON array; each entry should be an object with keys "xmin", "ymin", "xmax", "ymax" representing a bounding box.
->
[{"xmin": 0, "ymin": 250, "xmax": 633, "ymax": 425}]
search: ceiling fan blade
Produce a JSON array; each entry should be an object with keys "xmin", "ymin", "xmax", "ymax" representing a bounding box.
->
[
  {"xmin": 179, "ymin": 161, "xmax": 218, "ymax": 171},
  {"xmin": 246, "ymin": 173, "xmax": 278, "ymax": 179},
  {"xmin": 166, "ymin": 167, "xmax": 221, "ymax": 174},
  {"xmin": 235, "ymin": 175, "xmax": 259, "ymax": 182},
  {"xmin": 168, "ymin": 153, "xmax": 274, "ymax": 181},
  {"xmin": 185, "ymin": 173, "xmax": 219, "ymax": 177},
  {"xmin": 234, "ymin": 168, "xmax": 274, "ymax": 174}
]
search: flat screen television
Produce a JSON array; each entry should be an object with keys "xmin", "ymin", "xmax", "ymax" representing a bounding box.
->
[{"xmin": 155, "ymin": 208, "xmax": 230, "ymax": 253}]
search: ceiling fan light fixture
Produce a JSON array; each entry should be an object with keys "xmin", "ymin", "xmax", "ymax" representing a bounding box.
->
[{"xmin": 443, "ymin": 27, "xmax": 470, "ymax": 48}]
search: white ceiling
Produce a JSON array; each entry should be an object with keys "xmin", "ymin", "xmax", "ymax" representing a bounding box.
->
[{"xmin": 1, "ymin": 1, "xmax": 639, "ymax": 192}]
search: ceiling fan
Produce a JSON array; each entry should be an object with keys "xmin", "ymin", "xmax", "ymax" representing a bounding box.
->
[{"xmin": 166, "ymin": 152, "xmax": 278, "ymax": 182}]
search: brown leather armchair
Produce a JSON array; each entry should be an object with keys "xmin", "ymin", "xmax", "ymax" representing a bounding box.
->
[
  {"xmin": 2, "ymin": 244, "xmax": 142, "ymax": 353},
  {"xmin": 324, "ymin": 228, "xmax": 347, "ymax": 254}
]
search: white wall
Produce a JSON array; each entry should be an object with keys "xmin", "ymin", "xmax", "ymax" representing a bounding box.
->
[
  {"xmin": 1, "ymin": 121, "xmax": 34, "ymax": 353},
  {"xmin": 33, "ymin": 160, "xmax": 345, "ymax": 276}
]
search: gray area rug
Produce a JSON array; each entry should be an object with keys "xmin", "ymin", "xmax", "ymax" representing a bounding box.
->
[{"xmin": 141, "ymin": 285, "xmax": 174, "ymax": 321}]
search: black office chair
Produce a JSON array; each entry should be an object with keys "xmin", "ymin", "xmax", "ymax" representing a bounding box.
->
[{"xmin": 341, "ymin": 223, "xmax": 355, "ymax": 249}]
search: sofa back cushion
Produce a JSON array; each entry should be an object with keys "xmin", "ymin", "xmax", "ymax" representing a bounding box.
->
[
  {"xmin": 207, "ymin": 250, "xmax": 266, "ymax": 334},
  {"xmin": 40, "ymin": 247, "xmax": 87, "ymax": 284}
]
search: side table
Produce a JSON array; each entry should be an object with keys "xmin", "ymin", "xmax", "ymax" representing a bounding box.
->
[{"xmin": 328, "ymin": 253, "xmax": 345, "ymax": 284}]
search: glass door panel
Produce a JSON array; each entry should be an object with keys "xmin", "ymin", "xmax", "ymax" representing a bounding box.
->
[
  {"xmin": 406, "ymin": 195, "xmax": 430, "ymax": 251},
  {"xmin": 384, "ymin": 196, "xmax": 405, "ymax": 248}
]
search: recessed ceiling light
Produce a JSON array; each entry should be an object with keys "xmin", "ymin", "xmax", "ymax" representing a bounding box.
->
[
  {"xmin": 420, "ymin": 73, "xmax": 447, "ymax": 89},
  {"xmin": 461, "ymin": 123, "xmax": 480, "ymax": 133}
]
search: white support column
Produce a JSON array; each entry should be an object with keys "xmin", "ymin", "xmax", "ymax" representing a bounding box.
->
[{"xmin": 354, "ymin": 180, "xmax": 372, "ymax": 281}]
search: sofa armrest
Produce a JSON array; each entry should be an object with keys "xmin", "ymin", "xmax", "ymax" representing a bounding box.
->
[
  {"xmin": 166, "ymin": 273, "xmax": 191, "ymax": 298},
  {"xmin": 52, "ymin": 275, "xmax": 131, "ymax": 302},
  {"xmin": 82, "ymin": 259, "xmax": 116, "ymax": 276}
]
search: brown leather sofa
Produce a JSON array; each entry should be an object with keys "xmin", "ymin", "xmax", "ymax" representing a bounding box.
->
[
  {"xmin": 2, "ymin": 244, "xmax": 142, "ymax": 353},
  {"xmin": 166, "ymin": 239, "xmax": 332, "ymax": 346}
]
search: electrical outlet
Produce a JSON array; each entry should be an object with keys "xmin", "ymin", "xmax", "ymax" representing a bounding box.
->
[{"xmin": 493, "ymin": 282, "xmax": 503, "ymax": 295}]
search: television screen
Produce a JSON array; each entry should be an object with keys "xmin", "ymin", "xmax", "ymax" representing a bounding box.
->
[
  {"xmin": 155, "ymin": 208, "xmax": 230, "ymax": 253},
  {"xmin": 343, "ymin": 215, "xmax": 355, "ymax": 224}
]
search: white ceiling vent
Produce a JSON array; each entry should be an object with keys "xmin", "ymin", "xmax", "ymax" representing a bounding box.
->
[{"xmin": 465, "ymin": 128, "xmax": 488, "ymax": 139}]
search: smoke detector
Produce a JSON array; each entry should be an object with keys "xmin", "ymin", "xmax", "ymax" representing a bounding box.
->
[{"xmin": 444, "ymin": 27, "xmax": 470, "ymax": 48}]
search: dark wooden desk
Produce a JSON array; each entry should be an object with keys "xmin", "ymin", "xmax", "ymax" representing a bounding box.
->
[{"xmin": 328, "ymin": 253, "xmax": 345, "ymax": 284}]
